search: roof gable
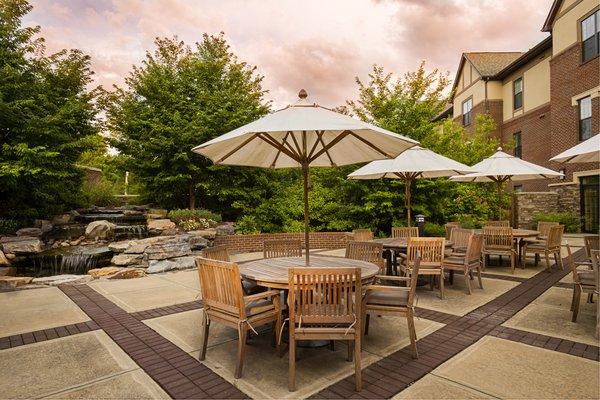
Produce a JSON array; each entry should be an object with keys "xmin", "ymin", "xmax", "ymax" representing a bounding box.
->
[
  {"xmin": 451, "ymin": 52, "xmax": 522, "ymax": 93},
  {"xmin": 542, "ymin": 0, "xmax": 563, "ymax": 32}
]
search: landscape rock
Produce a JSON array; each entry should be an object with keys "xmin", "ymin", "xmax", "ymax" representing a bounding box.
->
[
  {"xmin": 146, "ymin": 209, "xmax": 168, "ymax": 219},
  {"xmin": 108, "ymin": 240, "xmax": 130, "ymax": 253},
  {"xmin": 0, "ymin": 276, "xmax": 33, "ymax": 290},
  {"xmin": 216, "ymin": 223, "xmax": 235, "ymax": 236},
  {"xmin": 0, "ymin": 236, "xmax": 43, "ymax": 255},
  {"xmin": 0, "ymin": 250, "xmax": 10, "ymax": 266},
  {"xmin": 16, "ymin": 227, "xmax": 43, "ymax": 237},
  {"xmin": 52, "ymin": 213, "xmax": 75, "ymax": 225},
  {"xmin": 124, "ymin": 242, "xmax": 150, "ymax": 254},
  {"xmin": 85, "ymin": 220, "xmax": 116, "ymax": 240},
  {"xmin": 0, "ymin": 267, "xmax": 16, "ymax": 276},
  {"xmin": 145, "ymin": 242, "xmax": 191, "ymax": 260},
  {"xmin": 147, "ymin": 219, "xmax": 177, "ymax": 235},
  {"xmin": 111, "ymin": 253, "xmax": 144, "ymax": 266},
  {"xmin": 123, "ymin": 209, "xmax": 143, "ymax": 216},
  {"xmin": 88, "ymin": 266, "xmax": 121, "ymax": 279},
  {"xmin": 147, "ymin": 256, "xmax": 196, "ymax": 273},
  {"xmin": 32, "ymin": 274, "xmax": 91, "ymax": 286},
  {"xmin": 34, "ymin": 219, "xmax": 53, "ymax": 233},
  {"xmin": 5, "ymin": 253, "xmax": 16, "ymax": 260},
  {"xmin": 188, "ymin": 229, "xmax": 217, "ymax": 239},
  {"xmin": 107, "ymin": 268, "xmax": 146, "ymax": 279},
  {"xmin": 187, "ymin": 234, "xmax": 209, "ymax": 250}
]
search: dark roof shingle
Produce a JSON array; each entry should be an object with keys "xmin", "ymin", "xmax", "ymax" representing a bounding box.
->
[{"xmin": 464, "ymin": 52, "xmax": 523, "ymax": 77}]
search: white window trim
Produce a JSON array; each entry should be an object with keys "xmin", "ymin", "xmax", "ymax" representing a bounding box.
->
[{"xmin": 571, "ymin": 86, "xmax": 600, "ymax": 106}]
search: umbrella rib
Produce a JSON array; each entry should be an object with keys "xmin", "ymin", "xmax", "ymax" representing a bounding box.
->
[
  {"xmin": 289, "ymin": 132, "xmax": 304, "ymax": 159},
  {"xmin": 257, "ymin": 132, "xmax": 301, "ymax": 161},
  {"xmin": 216, "ymin": 133, "xmax": 259, "ymax": 164},
  {"xmin": 347, "ymin": 131, "xmax": 393, "ymax": 158},
  {"xmin": 307, "ymin": 130, "xmax": 324, "ymax": 160},
  {"xmin": 315, "ymin": 131, "xmax": 335, "ymax": 166},
  {"xmin": 270, "ymin": 131, "xmax": 291, "ymax": 167},
  {"xmin": 309, "ymin": 130, "xmax": 351, "ymax": 163}
]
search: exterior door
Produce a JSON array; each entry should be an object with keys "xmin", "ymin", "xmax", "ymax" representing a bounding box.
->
[{"xmin": 580, "ymin": 175, "xmax": 599, "ymax": 233}]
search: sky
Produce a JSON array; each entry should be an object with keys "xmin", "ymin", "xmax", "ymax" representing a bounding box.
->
[{"xmin": 24, "ymin": 0, "xmax": 552, "ymax": 108}]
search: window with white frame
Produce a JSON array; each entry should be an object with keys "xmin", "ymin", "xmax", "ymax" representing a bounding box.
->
[
  {"xmin": 462, "ymin": 98, "xmax": 473, "ymax": 126},
  {"xmin": 579, "ymin": 96, "xmax": 592, "ymax": 141},
  {"xmin": 581, "ymin": 10, "xmax": 600, "ymax": 62}
]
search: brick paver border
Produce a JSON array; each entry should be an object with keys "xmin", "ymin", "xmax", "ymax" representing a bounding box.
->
[{"xmin": 0, "ymin": 320, "xmax": 99, "ymax": 350}]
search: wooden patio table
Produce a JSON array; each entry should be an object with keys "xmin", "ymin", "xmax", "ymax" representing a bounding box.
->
[
  {"xmin": 373, "ymin": 238, "xmax": 452, "ymax": 276},
  {"xmin": 475, "ymin": 228, "xmax": 540, "ymax": 265}
]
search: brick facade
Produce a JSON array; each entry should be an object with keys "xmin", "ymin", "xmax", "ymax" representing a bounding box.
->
[{"xmin": 213, "ymin": 232, "xmax": 350, "ymax": 253}]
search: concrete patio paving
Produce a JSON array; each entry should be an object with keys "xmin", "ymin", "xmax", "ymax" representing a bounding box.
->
[{"xmin": 0, "ymin": 245, "xmax": 597, "ymax": 399}]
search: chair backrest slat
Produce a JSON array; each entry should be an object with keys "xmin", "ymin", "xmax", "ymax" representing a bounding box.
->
[
  {"xmin": 196, "ymin": 257, "xmax": 245, "ymax": 317},
  {"xmin": 391, "ymin": 227, "xmax": 419, "ymax": 239},
  {"xmin": 444, "ymin": 222, "xmax": 461, "ymax": 239},
  {"xmin": 485, "ymin": 220, "xmax": 510, "ymax": 227},
  {"xmin": 406, "ymin": 237, "xmax": 444, "ymax": 265},
  {"xmin": 263, "ymin": 239, "xmax": 302, "ymax": 259},
  {"xmin": 450, "ymin": 228, "xmax": 473, "ymax": 249},
  {"xmin": 288, "ymin": 267, "xmax": 361, "ymax": 325},
  {"xmin": 201, "ymin": 245, "xmax": 230, "ymax": 262},
  {"xmin": 584, "ymin": 236, "xmax": 599, "ymax": 259},
  {"xmin": 352, "ymin": 229, "xmax": 373, "ymax": 241},
  {"xmin": 537, "ymin": 221, "xmax": 559, "ymax": 237},
  {"xmin": 466, "ymin": 234, "xmax": 484, "ymax": 263},
  {"xmin": 345, "ymin": 241, "xmax": 385, "ymax": 274},
  {"xmin": 483, "ymin": 226, "xmax": 513, "ymax": 249},
  {"xmin": 546, "ymin": 225, "xmax": 564, "ymax": 249}
]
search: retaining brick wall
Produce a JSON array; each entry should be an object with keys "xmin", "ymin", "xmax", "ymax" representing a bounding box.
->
[{"xmin": 213, "ymin": 232, "xmax": 350, "ymax": 253}]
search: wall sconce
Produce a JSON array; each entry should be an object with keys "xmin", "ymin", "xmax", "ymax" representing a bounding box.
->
[{"xmin": 559, "ymin": 168, "xmax": 565, "ymax": 180}]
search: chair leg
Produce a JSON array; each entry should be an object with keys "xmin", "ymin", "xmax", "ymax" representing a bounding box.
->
[
  {"xmin": 407, "ymin": 310, "xmax": 418, "ymax": 359},
  {"xmin": 477, "ymin": 266, "xmax": 484, "ymax": 289},
  {"xmin": 235, "ymin": 325, "xmax": 247, "ymax": 379},
  {"xmin": 571, "ymin": 286, "xmax": 577, "ymax": 311},
  {"xmin": 347, "ymin": 340, "xmax": 353, "ymax": 362},
  {"xmin": 289, "ymin": 335, "xmax": 296, "ymax": 391},
  {"xmin": 439, "ymin": 272, "xmax": 445, "ymax": 299},
  {"xmin": 353, "ymin": 337, "xmax": 362, "ymax": 391},
  {"xmin": 482, "ymin": 254, "xmax": 487, "ymax": 271},
  {"xmin": 572, "ymin": 286, "xmax": 581, "ymax": 323},
  {"xmin": 364, "ymin": 313, "xmax": 370, "ymax": 336},
  {"xmin": 545, "ymin": 251, "xmax": 551, "ymax": 271},
  {"xmin": 554, "ymin": 251, "xmax": 562, "ymax": 270},
  {"xmin": 275, "ymin": 311, "xmax": 282, "ymax": 356},
  {"xmin": 330, "ymin": 340, "xmax": 335, "ymax": 351},
  {"xmin": 198, "ymin": 311, "xmax": 210, "ymax": 361},
  {"xmin": 510, "ymin": 252, "xmax": 515, "ymax": 274},
  {"xmin": 534, "ymin": 253, "xmax": 539, "ymax": 267},
  {"xmin": 465, "ymin": 271, "xmax": 472, "ymax": 295}
]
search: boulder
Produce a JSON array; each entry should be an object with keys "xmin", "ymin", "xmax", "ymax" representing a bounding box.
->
[
  {"xmin": 85, "ymin": 220, "xmax": 115, "ymax": 240},
  {"xmin": 0, "ymin": 267, "xmax": 16, "ymax": 277},
  {"xmin": 88, "ymin": 266, "xmax": 121, "ymax": 279},
  {"xmin": 0, "ymin": 276, "xmax": 33, "ymax": 290},
  {"xmin": 216, "ymin": 223, "xmax": 235, "ymax": 236},
  {"xmin": 124, "ymin": 242, "xmax": 151, "ymax": 254},
  {"xmin": 0, "ymin": 250, "xmax": 10, "ymax": 266},
  {"xmin": 0, "ymin": 236, "xmax": 43, "ymax": 255},
  {"xmin": 147, "ymin": 219, "xmax": 177, "ymax": 235},
  {"xmin": 16, "ymin": 227, "xmax": 43, "ymax": 237},
  {"xmin": 146, "ymin": 208, "xmax": 168, "ymax": 219},
  {"xmin": 32, "ymin": 274, "xmax": 91, "ymax": 286},
  {"xmin": 108, "ymin": 240, "xmax": 130, "ymax": 253},
  {"xmin": 52, "ymin": 213, "xmax": 75, "ymax": 225},
  {"xmin": 107, "ymin": 268, "xmax": 146, "ymax": 279},
  {"xmin": 146, "ymin": 256, "xmax": 196, "ymax": 273},
  {"xmin": 188, "ymin": 229, "xmax": 217, "ymax": 239},
  {"xmin": 187, "ymin": 234, "xmax": 209, "ymax": 250},
  {"xmin": 111, "ymin": 253, "xmax": 143, "ymax": 266},
  {"xmin": 123, "ymin": 209, "xmax": 143, "ymax": 216},
  {"xmin": 34, "ymin": 219, "xmax": 53, "ymax": 233},
  {"xmin": 145, "ymin": 242, "xmax": 191, "ymax": 260}
]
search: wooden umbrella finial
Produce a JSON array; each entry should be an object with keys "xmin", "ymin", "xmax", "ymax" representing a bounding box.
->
[{"xmin": 298, "ymin": 89, "xmax": 308, "ymax": 99}]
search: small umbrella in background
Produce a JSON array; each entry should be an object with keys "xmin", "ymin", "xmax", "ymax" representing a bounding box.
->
[
  {"xmin": 192, "ymin": 90, "xmax": 418, "ymax": 264},
  {"xmin": 348, "ymin": 146, "xmax": 474, "ymax": 226},
  {"xmin": 550, "ymin": 134, "xmax": 599, "ymax": 164},
  {"xmin": 451, "ymin": 147, "xmax": 563, "ymax": 218}
]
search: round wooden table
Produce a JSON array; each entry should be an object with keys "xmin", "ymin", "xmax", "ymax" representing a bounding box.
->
[
  {"xmin": 373, "ymin": 238, "xmax": 452, "ymax": 275},
  {"xmin": 239, "ymin": 255, "xmax": 380, "ymax": 289}
]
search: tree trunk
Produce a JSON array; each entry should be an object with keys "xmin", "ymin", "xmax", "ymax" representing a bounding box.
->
[{"xmin": 189, "ymin": 182, "xmax": 196, "ymax": 210}]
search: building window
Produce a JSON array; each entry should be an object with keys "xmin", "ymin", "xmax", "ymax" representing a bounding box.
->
[
  {"xmin": 581, "ymin": 10, "xmax": 600, "ymax": 62},
  {"xmin": 462, "ymin": 98, "xmax": 472, "ymax": 126},
  {"xmin": 579, "ymin": 96, "xmax": 592, "ymax": 141},
  {"xmin": 513, "ymin": 185, "xmax": 523, "ymax": 193},
  {"xmin": 513, "ymin": 132, "xmax": 522, "ymax": 158},
  {"xmin": 513, "ymin": 78, "xmax": 523, "ymax": 110}
]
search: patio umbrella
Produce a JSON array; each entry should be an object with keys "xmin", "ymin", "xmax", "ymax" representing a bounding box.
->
[
  {"xmin": 192, "ymin": 90, "xmax": 418, "ymax": 264},
  {"xmin": 450, "ymin": 147, "xmax": 563, "ymax": 218},
  {"xmin": 549, "ymin": 134, "xmax": 599, "ymax": 164},
  {"xmin": 347, "ymin": 146, "xmax": 474, "ymax": 226}
]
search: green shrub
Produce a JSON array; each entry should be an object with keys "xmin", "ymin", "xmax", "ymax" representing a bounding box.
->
[
  {"xmin": 423, "ymin": 222, "xmax": 445, "ymax": 237},
  {"xmin": 168, "ymin": 209, "xmax": 222, "ymax": 224},
  {"xmin": 235, "ymin": 215, "xmax": 261, "ymax": 234},
  {"xmin": 81, "ymin": 182, "xmax": 120, "ymax": 207},
  {"xmin": 532, "ymin": 212, "xmax": 580, "ymax": 233},
  {"xmin": 0, "ymin": 219, "xmax": 20, "ymax": 235}
]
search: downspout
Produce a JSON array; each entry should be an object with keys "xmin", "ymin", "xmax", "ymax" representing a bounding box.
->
[{"xmin": 484, "ymin": 77, "xmax": 489, "ymax": 113}]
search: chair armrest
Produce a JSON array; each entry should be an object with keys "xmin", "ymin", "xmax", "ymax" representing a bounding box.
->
[
  {"xmin": 398, "ymin": 253, "xmax": 407, "ymax": 259},
  {"xmin": 364, "ymin": 284, "xmax": 410, "ymax": 293},
  {"xmin": 243, "ymin": 289, "xmax": 280, "ymax": 303},
  {"xmin": 375, "ymin": 275, "xmax": 411, "ymax": 282}
]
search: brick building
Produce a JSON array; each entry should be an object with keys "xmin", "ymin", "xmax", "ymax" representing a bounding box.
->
[{"xmin": 444, "ymin": 0, "xmax": 599, "ymax": 232}]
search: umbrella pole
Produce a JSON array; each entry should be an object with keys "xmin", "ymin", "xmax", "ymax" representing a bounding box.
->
[
  {"xmin": 405, "ymin": 177, "xmax": 412, "ymax": 227},
  {"xmin": 496, "ymin": 179, "xmax": 503, "ymax": 220},
  {"xmin": 302, "ymin": 162, "xmax": 310, "ymax": 266}
]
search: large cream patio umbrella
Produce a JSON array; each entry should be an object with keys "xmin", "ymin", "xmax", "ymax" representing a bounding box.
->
[
  {"xmin": 192, "ymin": 90, "xmax": 419, "ymax": 264},
  {"xmin": 451, "ymin": 147, "xmax": 563, "ymax": 218},
  {"xmin": 348, "ymin": 146, "xmax": 474, "ymax": 226},
  {"xmin": 549, "ymin": 134, "xmax": 599, "ymax": 164}
]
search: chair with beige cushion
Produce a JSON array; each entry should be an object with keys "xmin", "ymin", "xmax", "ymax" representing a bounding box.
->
[
  {"xmin": 566, "ymin": 244, "xmax": 597, "ymax": 323},
  {"xmin": 391, "ymin": 226, "xmax": 419, "ymax": 239},
  {"xmin": 448, "ymin": 228, "xmax": 474, "ymax": 255},
  {"xmin": 263, "ymin": 239, "xmax": 302, "ymax": 259},
  {"xmin": 444, "ymin": 222, "xmax": 461, "ymax": 240},
  {"xmin": 399, "ymin": 237, "xmax": 445, "ymax": 299},
  {"xmin": 287, "ymin": 267, "xmax": 362, "ymax": 392},
  {"xmin": 196, "ymin": 257, "xmax": 282, "ymax": 379},
  {"xmin": 352, "ymin": 229, "xmax": 374, "ymax": 242},
  {"xmin": 442, "ymin": 234, "xmax": 484, "ymax": 294},
  {"xmin": 363, "ymin": 256, "xmax": 421, "ymax": 358},
  {"xmin": 482, "ymin": 226, "xmax": 516, "ymax": 273},
  {"xmin": 202, "ymin": 245, "xmax": 263, "ymax": 295},
  {"xmin": 522, "ymin": 225, "xmax": 564, "ymax": 271},
  {"xmin": 345, "ymin": 241, "xmax": 385, "ymax": 274}
]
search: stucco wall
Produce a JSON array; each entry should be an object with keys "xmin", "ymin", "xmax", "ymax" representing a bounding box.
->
[{"xmin": 553, "ymin": 0, "xmax": 599, "ymax": 55}]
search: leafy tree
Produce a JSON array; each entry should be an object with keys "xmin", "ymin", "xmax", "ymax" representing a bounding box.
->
[
  {"xmin": 0, "ymin": 0, "xmax": 99, "ymax": 219},
  {"xmin": 104, "ymin": 34, "xmax": 270, "ymax": 211}
]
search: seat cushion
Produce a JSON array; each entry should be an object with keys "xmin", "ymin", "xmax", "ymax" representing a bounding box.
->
[
  {"xmin": 245, "ymin": 298, "xmax": 275, "ymax": 316},
  {"xmin": 242, "ymin": 279, "xmax": 266, "ymax": 295},
  {"xmin": 577, "ymin": 271, "xmax": 597, "ymax": 286},
  {"xmin": 445, "ymin": 255, "xmax": 465, "ymax": 265},
  {"xmin": 366, "ymin": 289, "xmax": 409, "ymax": 307}
]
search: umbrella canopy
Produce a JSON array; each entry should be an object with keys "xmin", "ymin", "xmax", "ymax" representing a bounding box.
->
[
  {"xmin": 348, "ymin": 146, "xmax": 474, "ymax": 225},
  {"xmin": 549, "ymin": 134, "xmax": 599, "ymax": 164},
  {"xmin": 192, "ymin": 90, "xmax": 419, "ymax": 264},
  {"xmin": 450, "ymin": 147, "xmax": 563, "ymax": 218}
]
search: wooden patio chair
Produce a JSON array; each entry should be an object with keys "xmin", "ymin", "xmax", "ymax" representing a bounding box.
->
[
  {"xmin": 399, "ymin": 237, "xmax": 445, "ymax": 299},
  {"xmin": 287, "ymin": 267, "xmax": 362, "ymax": 392},
  {"xmin": 448, "ymin": 228, "xmax": 474, "ymax": 255},
  {"xmin": 522, "ymin": 225, "xmax": 564, "ymax": 271},
  {"xmin": 362, "ymin": 256, "xmax": 421, "ymax": 358},
  {"xmin": 345, "ymin": 241, "xmax": 385, "ymax": 274},
  {"xmin": 444, "ymin": 222, "xmax": 461, "ymax": 240},
  {"xmin": 482, "ymin": 226, "xmax": 516, "ymax": 273},
  {"xmin": 442, "ymin": 234, "xmax": 484, "ymax": 294},
  {"xmin": 566, "ymin": 244, "xmax": 598, "ymax": 322},
  {"xmin": 352, "ymin": 229, "xmax": 373, "ymax": 241},
  {"xmin": 524, "ymin": 221, "xmax": 559, "ymax": 245},
  {"xmin": 196, "ymin": 257, "xmax": 282, "ymax": 378},
  {"xmin": 201, "ymin": 245, "xmax": 230, "ymax": 261},
  {"xmin": 263, "ymin": 239, "xmax": 302, "ymax": 259},
  {"xmin": 391, "ymin": 226, "xmax": 419, "ymax": 239},
  {"xmin": 585, "ymin": 235, "xmax": 599, "ymax": 262},
  {"xmin": 485, "ymin": 220, "xmax": 510, "ymax": 227}
]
